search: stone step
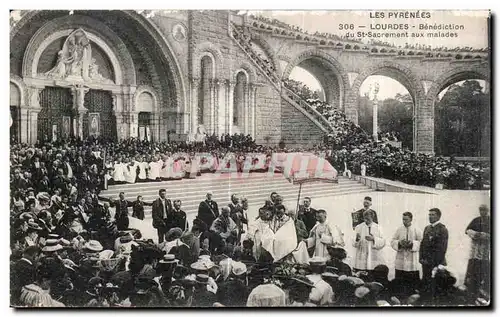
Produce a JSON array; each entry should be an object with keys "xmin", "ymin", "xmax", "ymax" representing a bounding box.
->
[
  {"xmin": 102, "ymin": 179, "xmax": 360, "ymax": 198},
  {"xmin": 100, "ymin": 174, "xmax": 373, "ymax": 216}
]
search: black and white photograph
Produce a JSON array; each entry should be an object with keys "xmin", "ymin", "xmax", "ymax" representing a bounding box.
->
[{"xmin": 8, "ymin": 9, "xmax": 491, "ymax": 308}]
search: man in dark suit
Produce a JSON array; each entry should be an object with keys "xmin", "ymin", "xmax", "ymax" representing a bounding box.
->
[
  {"xmin": 11, "ymin": 246, "xmax": 41, "ymax": 305},
  {"xmin": 419, "ymin": 208, "xmax": 449, "ymax": 292},
  {"xmin": 151, "ymin": 188, "xmax": 173, "ymax": 244},
  {"xmin": 197, "ymin": 191, "xmax": 219, "ymax": 228},
  {"xmin": 352, "ymin": 196, "xmax": 378, "ymax": 229},
  {"xmin": 298, "ymin": 197, "xmax": 318, "ymax": 233},
  {"xmin": 110, "ymin": 192, "xmax": 134, "ymax": 231},
  {"xmin": 168, "ymin": 199, "xmax": 188, "ymax": 232}
]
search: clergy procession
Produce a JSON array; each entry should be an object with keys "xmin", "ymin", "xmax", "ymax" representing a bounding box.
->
[{"xmin": 10, "ymin": 159, "xmax": 491, "ymax": 309}]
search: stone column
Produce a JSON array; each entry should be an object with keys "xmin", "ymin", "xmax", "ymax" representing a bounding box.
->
[
  {"xmin": 414, "ymin": 98, "xmax": 434, "ymax": 155},
  {"xmin": 213, "ymin": 79, "xmax": 220, "ymax": 135},
  {"xmin": 19, "ymin": 107, "xmax": 29, "ymax": 144},
  {"xmin": 112, "ymin": 93, "xmax": 125, "ymax": 140},
  {"xmin": 29, "ymin": 109, "xmax": 41, "ymax": 144},
  {"xmin": 191, "ymin": 78, "xmax": 200, "ymax": 133},
  {"xmin": 251, "ymin": 84, "xmax": 258, "ymax": 139},
  {"xmin": 216, "ymin": 79, "xmax": 225, "ymax": 135},
  {"xmin": 71, "ymin": 86, "xmax": 89, "ymax": 140},
  {"xmin": 26, "ymin": 86, "xmax": 43, "ymax": 144},
  {"xmin": 129, "ymin": 111, "xmax": 139, "ymax": 138},
  {"xmin": 243, "ymin": 83, "xmax": 249, "ymax": 135},
  {"xmin": 227, "ymin": 81, "xmax": 235, "ymax": 135},
  {"xmin": 372, "ymin": 99, "xmax": 378, "ymax": 141},
  {"xmin": 208, "ymin": 79, "xmax": 215, "ymax": 134}
]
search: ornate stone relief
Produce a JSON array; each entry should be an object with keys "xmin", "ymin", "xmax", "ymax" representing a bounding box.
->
[{"xmin": 39, "ymin": 28, "xmax": 114, "ymax": 84}]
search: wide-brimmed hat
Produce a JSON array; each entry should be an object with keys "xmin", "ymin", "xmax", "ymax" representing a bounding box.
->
[
  {"xmin": 159, "ymin": 254, "xmax": 179, "ymax": 264},
  {"xmin": 26, "ymin": 219, "xmax": 42, "ymax": 231},
  {"xmin": 191, "ymin": 259, "xmax": 216, "ymax": 271},
  {"xmin": 195, "ymin": 274, "xmax": 209, "ymax": 284},
  {"xmin": 321, "ymin": 272, "xmax": 339, "ymax": 280},
  {"xmin": 354, "ymin": 286, "xmax": 371, "ymax": 299},
  {"xmin": 365, "ymin": 282, "xmax": 384, "ymax": 294},
  {"xmin": 308, "ymin": 256, "xmax": 327, "ymax": 266},
  {"xmin": 42, "ymin": 239, "xmax": 63, "ymax": 252},
  {"xmin": 36, "ymin": 192, "xmax": 50, "ymax": 201},
  {"xmin": 231, "ymin": 261, "xmax": 247, "ymax": 276},
  {"xmin": 165, "ymin": 227, "xmax": 183, "ymax": 241},
  {"xmin": 84, "ymin": 240, "xmax": 104, "ymax": 252},
  {"xmin": 119, "ymin": 232, "xmax": 134, "ymax": 244},
  {"xmin": 99, "ymin": 250, "xmax": 115, "ymax": 260},
  {"xmin": 290, "ymin": 275, "xmax": 315, "ymax": 288}
]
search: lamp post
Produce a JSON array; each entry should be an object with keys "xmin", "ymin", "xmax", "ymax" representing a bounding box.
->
[{"xmin": 371, "ymin": 82, "xmax": 380, "ymax": 142}]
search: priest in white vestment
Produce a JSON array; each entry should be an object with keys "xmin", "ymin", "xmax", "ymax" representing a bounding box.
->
[
  {"xmin": 246, "ymin": 208, "xmax": 273, "ymax": 261},
  {"xmin": 112, "ymin": 159, "xmax": 125, "ymax": 183},
  {"xmin": 390, "ymin": 211, "xmax": 422, "ymax": 285},
  {"xmin": 306, "ymin": 209, "xmax": 345, "ymax": 261},
  {"xmin": 353, "ymin": 209, "xmax": 386, "ymax": 272},
  {"xmin": 124, "ymin": 158, "xmax": 138, "ymax": 184},
  {"xmin": 137, "ymin": 156, "xmax": 148, "ymax": 181},
  {"xmin": 148, "ymin": 157, "xmax": 161, "ymax": 181},
  {"xmin": 260, "ymin": 205, "xmax": 297, "ymax": 262}
]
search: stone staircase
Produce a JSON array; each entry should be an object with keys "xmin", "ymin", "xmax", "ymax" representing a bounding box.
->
[
  {"xmin": 100, "ymin": 173, "xmax": 373, "ymax": 217},
  {"xmin": 230, "ymin": 22, "xmax": 335, "ymax": 134}
]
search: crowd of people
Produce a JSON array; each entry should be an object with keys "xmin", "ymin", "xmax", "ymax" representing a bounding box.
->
[
  {"xmin": 10, "ymin": 178, "xmax": 490, "ymax": 307},
  {"xmin": 283, "ymin": 79, "xmax": 490, "ymax": 190}
]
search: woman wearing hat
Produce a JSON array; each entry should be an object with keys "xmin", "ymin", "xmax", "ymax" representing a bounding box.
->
[
  {"xmin": 287, "ymin": 276, "xmax": 316, "ymax": 306},
  {"xmin": 190, "ymin": 274, "xmax": 217, "ymax": 307},
  {"xmin": 23, "ymin": 220, "xmax": 42, "ymax": 248},
  {"xmin": 216, "ymin": 261, "xmax": 249, "ymax": 307},
  {"xmin": 18, "ymin": 259, "xmax": 65, "ymax": 307}
]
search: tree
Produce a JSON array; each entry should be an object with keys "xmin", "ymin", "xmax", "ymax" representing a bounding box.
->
[
  {"xmin": 378, "ymin": 96, "xmax": 413, "ymax": 150},
  {"xmin": 435, "ymin": 80, "xmax": 489, "ymax": 156}
]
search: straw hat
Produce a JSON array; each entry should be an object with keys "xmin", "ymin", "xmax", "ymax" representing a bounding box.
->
[
  {"xmin": 42, "ymin": 239, "xmax": 63, "ymax": 252},
  {"xmin": 195, "ymin": 274, "xmax": 209, "ymax": 284},
  {"xmin": 231, "ymin": 261, "xmax": 247, "ymax": 276},
  {"xmin": 159, "ymin": 254, "xmax": 179, "ymax": 264},
  {"xmin": 84, "ymin": 240, "xmax": 104, "ymax": 252}
]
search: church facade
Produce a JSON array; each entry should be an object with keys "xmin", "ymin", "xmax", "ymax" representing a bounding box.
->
[{"xmin": 10, "ymin": 10, "xmax": 489, "ymax": 153}]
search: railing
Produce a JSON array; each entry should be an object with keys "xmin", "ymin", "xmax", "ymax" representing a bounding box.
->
[
  {"xmin": 282, "ymin": 87, "xmax": 335, "ymax": 133},
  {"xmin": 231, "ymin": 22, "xmax": 339, "ymax": 134},
  {"xmin": 230, "ymin": 23, "xmax": 281, "ymax": 88}
]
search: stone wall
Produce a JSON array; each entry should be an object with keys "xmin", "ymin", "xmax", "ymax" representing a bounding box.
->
[{"xmin": 280, "ymin": 98, "xmax": 324, "ymax": 148}]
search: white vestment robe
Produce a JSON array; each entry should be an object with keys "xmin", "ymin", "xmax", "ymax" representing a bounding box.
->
[
  {"xmin": 124, "ymin": 162, "xmax": 138, "ymax": 184},
  {"xmin": 148, "ymin": 161, "xmax": 161, "ymax": 180},
  {"xmin": 352, "ymin": 222, "xmax": 386, "ymax": 270},
  {"xmin": 390, "ymin": 225, "xmax": 423, "ymax": 272},
  {"xmin": 247, "ymin": 218, "xmax": 272, "ymax": 260},
  {"xmin": 261, "ymin": 217, "xmax": 297, "ymax": 262},
  {"xmin": 306, "ymin": 222, "xmax": 345, "ymax": 260},
  {"xmin": 137, "ymin": 162, "xmax": 148, "ymax": 180},
  {"xmin": 112, "ymin": 163, "xmax": 125, "ymax": 182}
]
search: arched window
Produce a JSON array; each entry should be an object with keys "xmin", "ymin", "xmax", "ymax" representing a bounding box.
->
[
  {"xmin": 199, "ymin": 56, "xmax": 213, "ymax": 126},
  {"xmin": 233, "ymin": 72, "xmax": 247, "ymax": 126}
]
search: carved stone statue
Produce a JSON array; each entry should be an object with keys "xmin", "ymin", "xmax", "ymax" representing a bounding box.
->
[{"xmin": 41, "ymin": 28, "xmax": 113, "ymax": 84}]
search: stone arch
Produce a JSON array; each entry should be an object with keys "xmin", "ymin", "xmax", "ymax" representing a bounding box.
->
[
  {"xmin": 282, "ymin": 49, "xmax": 349, "ymax": 108},
  {"xmin": 233, "ymin": 62, "xmax": 257, "ymax": 84},
  {"xmin": 248, "ymin": 33, "xmax": 279, "ymax": 71},
  {"xmin": 192, "ymin": 42, "xmax": 223, "ymax": 80},
  {"xmin": 346, "ymin": 61, "xmax": 425, "ymax": 152},
  {"xmin": 29, "ymin": 29, "xmax": 126, "ymax": 85},
  {"xmin": 10, "ymin": 74, "xmax": 27, "ymax": 107},
  {"xmin": 134, "ymin": 85, "xmax": 160, "ymax": 112},
  {"xmin": 425, "ymin": 64, "xmax": 490, "ymax": 105},
  {"xmin": 349, "ymin": 60, "xmax": 425, "ymax": 104},
  {"xmin": 426, "ymin": 64, "xmax": 490, "ymax": 156},
  {"xmin": 21, "ymin": 15, "xmax": 135, "ymax": 85}
]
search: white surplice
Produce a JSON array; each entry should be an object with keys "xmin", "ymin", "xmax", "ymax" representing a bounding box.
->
[
  {"xmin": 306, "ymin": 222, "xmax": 345, "ymax": 260},
  {"xmin": 148, "ymin": 161, "xmax": 161, "ymax": 180},
  {"xmin": 112, "ymin": 162, "xmax": 125, "ymax": 182},
  {"xmin": 390, "ymin": 225, "xmax": 423, "ymax": 272},
  {"xmin": 352, "ymin": 222, "xmax": 386, "ymax": 270}
]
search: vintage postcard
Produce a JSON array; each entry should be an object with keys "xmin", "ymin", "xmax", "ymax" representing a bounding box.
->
[{"xmin": 9, "ymin": 9, "xmax": 491, "ymax": 308}]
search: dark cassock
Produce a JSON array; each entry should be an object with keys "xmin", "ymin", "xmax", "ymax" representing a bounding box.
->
[
  {"xmin": 132, "ymin": 200, "xmax": 153, "ymax": 221},
  {"xmin": 110, "ymin": 199, "xmax": 133, "ymax": 231},
  {"xmin": 352, "ymin": 208, "xmax": 378, "ymax": 230},
  {"xmin": 197, "ymin": 198, "xmax": 219, "ymax": 229},
  {"xmin": 419, "ymin": 221, "xmax": 448, "ymax": 289},
  {"xmin": 168, "ymin": 207, "xmax": 188, "ymax": 232},
  {"xmin": 298, "ymin": 205, "xmax": 318, "ymax": 233},
  {"xmin": 464, "ymin": 212, "xmax": 490, "ymax": 296}
]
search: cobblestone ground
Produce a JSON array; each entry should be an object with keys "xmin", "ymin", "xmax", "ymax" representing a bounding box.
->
[{"xmin": 128, "ymin": 190, "xmax": 490, "ymax": 285}]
